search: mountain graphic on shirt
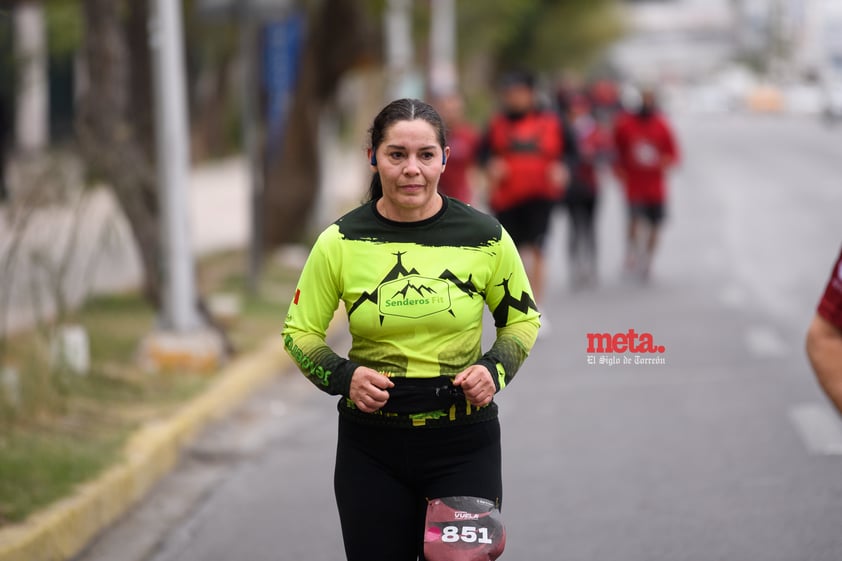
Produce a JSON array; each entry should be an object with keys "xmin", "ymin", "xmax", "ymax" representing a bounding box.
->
[
  {"xmin": 348, "ymin": 251, "xmax": 479, "ymax": 324},
  {"xmin": 391, "ymin": 280, "xmax": 437, "ymax": 299},
  {"xmin": 348, "ymin": 252, "xmax": 418, "ymax": 317},
  {"xmin": 492, "ymin": 275, "xmax": 538, "ymax": 326}
]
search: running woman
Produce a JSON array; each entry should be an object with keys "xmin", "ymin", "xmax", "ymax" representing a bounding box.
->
[{"xmin": 282, "ymin": 98, "xmax": 541, "ymax": 561}]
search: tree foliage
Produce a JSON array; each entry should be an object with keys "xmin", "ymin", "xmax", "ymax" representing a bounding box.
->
[
  {"xmin": 16, "ymin": 0, "xmax": 627, "ymax": 268},
  {"xmin": 44, "ymin": 0, "xmax": 83, "ymax": 59},
  {"xmin": 260, "ymin": 0, "xmax": 626, "ymax": 248},
  {"xmin": 262, "ymin": 0, "xmax": 379, "ymax": 248},
  {"xmin": 457, "ymin": 0, "xmax": 626, "ymax": 75}
]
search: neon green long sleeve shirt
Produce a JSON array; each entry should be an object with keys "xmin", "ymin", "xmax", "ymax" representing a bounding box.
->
[{"xmin": 282, "ymin": 196, "xmax": 541, "ymax": 427}]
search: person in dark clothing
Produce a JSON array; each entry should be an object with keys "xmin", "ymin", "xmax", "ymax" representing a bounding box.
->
[
  {"xmin": 0, "ymin": 92, "xmax": 9, "ymax": 202},
  {"xmin": 561, "ymin": 93, "xmax": 610, "ymax": 288}
]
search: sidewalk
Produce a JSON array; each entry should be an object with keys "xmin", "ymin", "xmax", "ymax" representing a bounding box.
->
[{"xmin": 0, "ymin": 334, "xmax": 295, "ymax": 561}]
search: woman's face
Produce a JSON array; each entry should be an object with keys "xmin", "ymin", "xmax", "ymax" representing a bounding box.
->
[{"xmin": 370, "ymin": 119, "xmax": 450, "ymax": 222}]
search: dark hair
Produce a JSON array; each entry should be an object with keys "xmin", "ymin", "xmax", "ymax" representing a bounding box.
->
[
  {"xmin": 499, "ymin": 69, "xmax": 536, "ymax": 90},
  {"xmin": 366, "ymin": 98, "xmax": 448, "ymax": 201}
]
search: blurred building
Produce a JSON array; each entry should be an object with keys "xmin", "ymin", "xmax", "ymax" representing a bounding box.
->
[
  {"xmin": 735, "ymin": 0, "xmax": 842, "ymax": 79},
  {"xmin": 612, "ymin": 0, "xmax": 842, "ymax": 84}
]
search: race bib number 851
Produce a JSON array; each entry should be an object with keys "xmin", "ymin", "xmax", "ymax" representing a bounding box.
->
[
  {"xmin": 441, "ymin": 525, "xmax": 495, "ymax": 544},
  {"xmin": 424, "ymin": 496, "xmax": 506, "ymax": 561}
]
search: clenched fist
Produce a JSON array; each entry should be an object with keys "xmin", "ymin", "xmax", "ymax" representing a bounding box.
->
[{"xmin": 349, "ymin": 367, "xmax": 395, "ymax": 413}]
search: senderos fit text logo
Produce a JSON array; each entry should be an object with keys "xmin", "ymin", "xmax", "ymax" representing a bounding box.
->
[{"xmin": 378, "ymin": 275, "xmax": 451, "ymax": 319}]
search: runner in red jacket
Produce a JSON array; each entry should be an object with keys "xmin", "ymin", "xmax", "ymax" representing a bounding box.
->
[
  {"xmin": 612, "ymin": 87, "xmax": 679, "ymax": 280},
  {"xmin": 481, "ymin": 70, "xmax": 566, "ymax": 308},
  {"xmin": 435, "ymin": 92, "xmax": 481, "ymax": 204}
]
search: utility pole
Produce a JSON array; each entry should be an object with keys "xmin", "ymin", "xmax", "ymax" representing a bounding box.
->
[
  {"xmin": 798, "ymin": 0, "xmax": 823, "ymax": 77},
  {"xmin": 728, "ymin": 0, "xmax": 748, "ymax": 59},
  {"xmin": 384, "ymin": 0, "xmax": 418, "ymax": 101},
  {"xmin": 140, "ymin": 0, "xmax": 224, "ymax": 374},
  {"xmin": 149, "ymin": 0, "xmax": 202, "ymax": 332},
  {"xmin": 239, "ymin": 1, "xmax": 264, "ymax": 294},
  {"xmin": 429, "ymin": 0, "xmax": 456, "ymax": 96},
  {"xmin": 768, "ymin": 0, "xmax": 791, "ymax": 80},
  {"xmin": 13, "ymin": 1, "xmax": 48, "ymax": 154}
]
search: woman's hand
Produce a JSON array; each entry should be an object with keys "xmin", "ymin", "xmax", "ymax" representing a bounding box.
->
[
  {"xmin": 453, "ymin": 365, "xmax": 496, "ymax": 408},
  {"xmin": 349, "ymin": 367, "xmax": 395, "ymax": 413}
]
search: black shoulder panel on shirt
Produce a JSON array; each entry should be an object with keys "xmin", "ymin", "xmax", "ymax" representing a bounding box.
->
[{"xmin": 336, "ymin": 197, "xmax": 502, "ymax": 248}]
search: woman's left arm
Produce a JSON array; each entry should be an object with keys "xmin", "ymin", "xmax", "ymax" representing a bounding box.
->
[
  {"xmin": 473, "ymin": 227, "xmax": 541, "ymax": 393},
  {"xmin": 455, "ymin": 322, "xmax": 539, "ymax": 407}
]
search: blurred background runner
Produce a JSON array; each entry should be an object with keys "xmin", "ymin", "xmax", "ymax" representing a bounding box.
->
[
  {"xmin": 433, "ymin": 91, "xmax": 481, "ymax": 205},
  {"xmin": 612, "ymin": 86, "xmax": 680, "ymax": 281}
]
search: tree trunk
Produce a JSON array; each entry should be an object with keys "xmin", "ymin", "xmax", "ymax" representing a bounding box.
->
[
  {"xmin": 125, "ymin": 0, "xmax": 156, "ymax": 163},
  {"xmin": 262, "ymin": 0, "xmax": 376, "ymax": 248},
  {"xmin": 75, "ymin": 0, "xmax": 162, "ymax": 308},
  {"xmin": 76, "ymin": 0, "xmax": 236, "ymax": 355}
]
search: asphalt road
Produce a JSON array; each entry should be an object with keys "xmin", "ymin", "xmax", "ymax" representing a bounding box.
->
[{"xmin": 76, "ymin": 112, "xmax": 842, "ymax": 561}]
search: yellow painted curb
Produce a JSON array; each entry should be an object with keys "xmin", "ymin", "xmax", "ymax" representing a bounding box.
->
[{"xmin": 0, "ymin": 335, "xmax": 292, "ymax": 561}]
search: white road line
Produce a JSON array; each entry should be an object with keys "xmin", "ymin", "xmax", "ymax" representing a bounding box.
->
[
  {"xmin": 745, "ymin": 325, "xmax": 789, "ymax": 358},
  {"xmin": 789, "ymin": 403, "xmax": 842, "ymax": 456}
]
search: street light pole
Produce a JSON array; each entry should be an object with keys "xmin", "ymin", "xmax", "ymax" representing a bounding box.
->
[
  {"xmin": 149, "ymin": 0, "xmax": 202, "ymax": 332},
  {"xmin": 384, "ymin": 0, "xmax": 415, "ymax": 101},
  {"xmin": 239, "ymin": 3, "xmax": 265, "ymax": 295},
  {"xmin": 13, "ymin": 1, "xmax": 48, "ymax": 154},
  {"xmin": 429, "ymin": 0, "xmax": 456, "ymax": 96}
]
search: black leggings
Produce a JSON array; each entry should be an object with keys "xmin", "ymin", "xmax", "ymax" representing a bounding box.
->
[{"xmin": 334, "ymin": 416, "xmax": 502, "ymax": 561}]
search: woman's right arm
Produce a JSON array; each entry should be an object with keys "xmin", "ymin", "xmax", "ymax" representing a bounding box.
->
[{"xmin": 282, "ymin": 235, "xmax": 360, "ymax": 396}]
